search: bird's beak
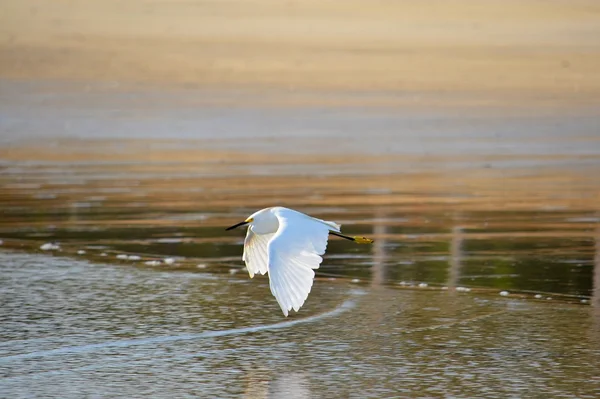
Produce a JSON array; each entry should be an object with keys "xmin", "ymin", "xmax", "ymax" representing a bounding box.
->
[{"xmin": 225, "ymin": 218, "xmax": 253, "ymax": 231}]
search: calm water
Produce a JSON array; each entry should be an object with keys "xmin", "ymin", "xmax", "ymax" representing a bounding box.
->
[{"xmin": 1, "ymin": 80, "xmax": 600, "ymax": 397}]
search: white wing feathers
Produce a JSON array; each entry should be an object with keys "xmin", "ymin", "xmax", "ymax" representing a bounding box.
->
[
  {"xmin": 242, "ymin": 228, "xmax": 272, "ymax": 278},
  {"xmin": 267, "ymin": 208, "xmax": 332, "ymax": 316}
]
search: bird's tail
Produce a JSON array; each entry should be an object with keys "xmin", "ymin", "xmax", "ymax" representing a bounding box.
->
[{"xmin": 319, "ymin": 219, "xmax": 341, "ymax": 232}]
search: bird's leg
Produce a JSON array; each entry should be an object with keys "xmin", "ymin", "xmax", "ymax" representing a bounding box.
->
[{"xmin": 329, "ymin": 231, "xmax": 374, "ymax": 244}]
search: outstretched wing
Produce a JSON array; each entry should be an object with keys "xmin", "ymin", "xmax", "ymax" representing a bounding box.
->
[
  {"xmin": 267, "ymin": 207, "xmax": 332, "ymax": 316},
  {"xmin": 242, "ymin": 227, "xmax": 272, "ymax": 278}
]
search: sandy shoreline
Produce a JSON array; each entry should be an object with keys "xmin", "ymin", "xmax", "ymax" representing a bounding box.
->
[{"xmin": 1, "ymin": 0, "xmax": 599, "ymax": 108}]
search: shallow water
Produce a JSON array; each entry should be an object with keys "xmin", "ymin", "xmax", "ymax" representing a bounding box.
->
[
  {"xmin": 2, "ymin": 252, "xmax": 600, "ymax": 398},
  {"xmin": 1, "ymin": 80, "xmax": 600, "ymax": 397}
]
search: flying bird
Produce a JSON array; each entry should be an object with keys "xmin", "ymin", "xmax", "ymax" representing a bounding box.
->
[{"xmin": 226, "ymin": 206, "xmax": 373, "ymax": 316}]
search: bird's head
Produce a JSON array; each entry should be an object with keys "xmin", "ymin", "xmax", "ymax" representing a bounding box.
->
[{"xmin": 225, "ymin": 208, "xmax": 278, "ymax": 234}]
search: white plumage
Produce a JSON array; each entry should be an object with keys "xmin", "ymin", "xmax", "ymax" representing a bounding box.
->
[{"xmin": 226, "ymin": 206, "xmax": 371, "ymax": 316}]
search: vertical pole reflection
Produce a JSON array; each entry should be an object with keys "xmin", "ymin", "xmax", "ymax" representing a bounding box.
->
[
  {"xmin": 446, "ymin": 224, "xmax": 464, "ymax": 291},
  {"xmin": 267, "ymin": 373, "xmax": 311, "ymax": 399},
  {"xmin": 593, "ymin": 224, "xmax": 600, "ymax": 308},
  {"xmin": 243, "ymin": 376, "xmax": 269, "ymax": 399},
  {"xmin": 69, "ymin": 200, "xmax": 80, "ymax": 223},
  {"xmin": 591, "ymin": 222, "xmax": 600, "ymax": 340},
  {"xmin": 371, "ymin": 208, "xmax": 388, "ymax": 288}
]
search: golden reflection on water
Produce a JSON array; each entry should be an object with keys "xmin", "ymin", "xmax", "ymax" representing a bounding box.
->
[{"xmin": 1, "ymin": 136, "xmax": 599, "ymax": 301}]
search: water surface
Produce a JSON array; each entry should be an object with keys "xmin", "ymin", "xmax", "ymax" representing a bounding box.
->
[{"xmin": 1, "ymin": 80, "xmax": 600, "ymax": 397}]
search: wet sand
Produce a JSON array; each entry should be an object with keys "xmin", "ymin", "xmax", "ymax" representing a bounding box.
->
[{"xmin": 1, "ymin": 0, "xmax": 600, "ymax": 108}]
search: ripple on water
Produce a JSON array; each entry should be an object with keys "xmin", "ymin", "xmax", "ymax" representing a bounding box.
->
[{"xmin": 1, "ymin": 252, "xmax": 599, "ymax": 398}]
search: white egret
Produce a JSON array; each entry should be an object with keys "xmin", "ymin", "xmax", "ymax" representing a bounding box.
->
[{"xmin": 226, "ymin": 206, "xmax": 373, "ymax": 316}]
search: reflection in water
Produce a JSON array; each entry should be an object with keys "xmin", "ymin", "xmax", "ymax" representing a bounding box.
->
[
  {"xmin": 592, "ymin": 223, "xmax": 600, "ymax": 341},
  {"xmin": 243, "ymin": 370, "xmax": 270, "ymax": 399},
  {"xmin": 594, "ymin": 224, "xmax": 600, "ymax": 309},
  {"xmin": 0, "ymin": 136, "xmax": 597, "ymax": 298},
  {"xmin": 370, "ymin": 207, "xmax": 388, "ymax": 288},
  {"xmin": 267, "ymin": 373, "xmax": 310, "ymax": 399},
  {"xmin": 1, "ymin": 82, "xmax": 600, "ymax": 397},
  {"xmin": 447, "ymin": 223, "xmax": 464, "ymax": 290}
]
